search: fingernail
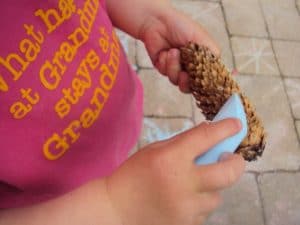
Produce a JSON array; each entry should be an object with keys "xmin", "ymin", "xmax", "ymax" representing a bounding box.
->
[
  {"xmin": 170, "ymin": 49, "xmax": 179, "ymax": 58},
  {"xmin": 233, "ymin": 119, "xmax": 242, "ymax": 131},
  {"xmin": 219, "ymin": 152, "xmax": 233, "ymax": 162}
]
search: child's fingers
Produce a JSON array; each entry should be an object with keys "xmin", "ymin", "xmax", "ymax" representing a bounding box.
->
[
  {"xmin": 166, "ymin": 49, "xmax": 181, "ymax": 85},
  {"xmin": 166, "ymin": 50, "xmax": 191, "ymax": 93},
  {"xmin": 155, "ymin": 51, "xmax": 168, "ymax": 76},
  {"xmin": 156, "ymin": 49, "xmax": 181, "ymax": 86},
  {"xmin": 171, "ymin": 118, "xmax": 242, "ymax": 160},
  {"xmin": 178, "ymin": 71, "xmax": 190, "ymax": 93},
  {"xmin": 195, "ymin": 153, "xmax": 245, "ymax": 192}
]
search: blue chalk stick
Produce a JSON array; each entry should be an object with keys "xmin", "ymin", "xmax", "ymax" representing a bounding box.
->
[{"xmin": 195, "ymin": 93, "xmax": 248, "ymax": 165}]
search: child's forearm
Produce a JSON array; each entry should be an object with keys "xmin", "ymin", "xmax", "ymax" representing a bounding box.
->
[
  {"xmin": 106, "ymin": 0, "xmax": 170, "ymax": 39},
  {"xmin": 0, "ymin": 178, "xmax": 121, "ymax": 225}
]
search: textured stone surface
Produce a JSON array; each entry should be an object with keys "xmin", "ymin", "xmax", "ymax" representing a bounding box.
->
[
  {"xmin": 136, "ymin": 40, "xmax": 154, "ymax": 68},
  {"xmin": 273, "ymin": 40, "xmax": 300, "ymax": 78},
  {"xmin": 296, "ymin": 120, "xmax": 300, "ymax": 140},
  {"xmin": 222, "ymin": 0, "xmax": 268, "ymax": 37},
  {"xmin": 139, "ymin": 118, "xmax": 194, "ymax": 147},
  {"xmin": 192, "ymin": 102, "xmax": 207, "ymax": 124},
  {"xmin": 172, "ymin": 0, "xmax": 233, "ymax": 69},
  {"xmin": 260, "ymin": 0, "xmax": 300, "ymax": 41},
  {"xmin": 127, "ymin": 1, "xmax": 300, "ymax": 224},
  {"xmin": 258, "ymin": 173, "xmax": 300, "ymax": 225},
  {"xmin": 231, "ymin": 37, "xmax": 280, "ymax": 76},
  {"xmin": 128, "ymin": 144, "xmax": 139, "ymax": 157},
  {"xmin": 116, "ymin": 30, "xmax": 137, "ymax": 69},
  {"xmin": 284, "ymin": 78, "xmax": 300, "ymax": 119},
  {"xmin": 236, "ymin": 75, "xmax": 300, "ymax": 171},
  {"xmin": 205, "ymin": 173, "xmax": 264, "ymax": 225},
  {"xmin": 139, "ymin": 69, "xmax": 193, "ymax": 117}
]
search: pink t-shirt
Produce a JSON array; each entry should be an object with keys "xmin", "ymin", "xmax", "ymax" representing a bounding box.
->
[{"xmin": 0, "ymin": 0, "xmax": 143, "ymax": 208}]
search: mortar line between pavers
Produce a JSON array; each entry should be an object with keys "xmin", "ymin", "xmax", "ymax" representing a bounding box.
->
[
  {"xmin": 135, "ymin": 40, "xmax": 154, "ymax": 70},
  {"xmin": 247, "ymin": 169, "xmax": 300, "ymax": 174},
  {"xmin": 254, "ymin": 173, "xmax": 267, "ymax": 225},
  {"xmin": 279, "ymin": 75, "xmax": 300, "ymax": 79},
  {"xmin": 237, "ymin": 72, "xmax": 300, "ymax": 79},
  {"xmin": 258, "ymin": 0, "xmax": 271, "ymax": 40},
  {"xmin": 137, "ymin": 65, "xmax": 145, "ymax": 152},
  {"xmin": 230, "ymin": 34, "xmax": 269, "ymax": 40},
  {"xmin": 136, "ymin": 60, "xmax": 145, "ymax": 153},
  {"xmin": 135, "ymin": 53, "xmax": 143, "ymax": 72},
  {"xmin": 132, "ymin": 39, "xmax": 138, "ymax": 70},
  {"xmin": 237, "ymin": 72, "xmax": 281, "ymax": 77},
  {"xmin": 258, "ymin": 0, "xmax": 282, "ymax": 80},
  {"xmin": 195, "ymin": 0, "xmax": 220, "ymax": 3},
  {"xmin": 191, "ymin": 99, "xmax": 197, "ymax": 126},
  {"xmin": 232, "ymin": 34, "xmax": 300, "ymax": 43},
  {"xmin": 219, "ymin": 0, "xmax": 236, "ymax": 69},
  {"xmin": 259, "ymin": 0, "xmax": 300, "ymax": 165},
  {"xmin": 295, "ymin": 119, "xmax": 300, "ymax": 144},
  {"xmin": 269, "ymin": 38, "xmax": 300, "ymax": 145},
  {"xmin": 296, "ymin": 0, "xmax": 300, "ymax": 15},
  {"xmin": 282, "ymin": 76, "xmax": 300, "ymax": 119},
  {"xmin": 270, "ymin": 37, "xmax": 300, "ymax": 43},
  {"xmin": 138, "ymin": 65, "xmax": 154, "ymax": 70},
  {"xmin": 137, "ymin": 68, "xmax": 156, "ymax": 73},
  {"xmin": 137, "ymin": 66, "xmax": 196, "ymax": 123}
]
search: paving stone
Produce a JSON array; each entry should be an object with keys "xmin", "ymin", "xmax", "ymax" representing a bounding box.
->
[
  {"xmin": 284, "ymin": 78, "xmax": 300, "ymax": 119},
  {"xmin": 258, "ymin": 173, "xmax": 300, "ymax": 225},
  {"xmin": 198, "ymin": 0, "xmax": 221, "ymax": 2},
  {"xmin": 222, "ymin": 0, "xmax": 268, "ymax": 37},
  {"xmin": 296, "ymin": 120, "xmax": 300, "ymax": 140},
  {"xmin": 139, "ymin": 118, "xmax": 194, "ymax": 147},
  {"xmin": 205, "ymin": 173, "xmax": 264, "ymax": 225},
  {"xmin": 273, "ymin": 40, "xmax": 300, "ymax": 78},
  {"xmin": 231, "ymin": 37, "xmax": 280, "ymax": 76},
  {"xmin": 128, "ymin": 144, "xmax": 139, "ymax": 157},
  {"xmin": 236, "ymin": 75, "xmax": 300, "ymax": 171},
  {"xmin": 116, "ymin": 30, "xmax": 137, "ymax": 69},
  {"xmin": 139, "ymin": 69, "xmax": 193, "ymax": 117},
  {"xmin": 172, "ymin": 0, "xmax": 233, "ymax": 69},
  {"xmin": 192, "ymin": 102, "xmax": 207, "ymax": 124},
  {"xmin": 260, "ymin": 0, "xmax": 300, "ymax": 41},
  {"xmin": 136, "ymin": 40, "xmax": 154, "ymax": 68}
]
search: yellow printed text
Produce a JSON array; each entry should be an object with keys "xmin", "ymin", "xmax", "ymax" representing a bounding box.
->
[
  {"xmin": 39, "ymin": 0, "xmax": 99, "ymax": 91},
  {"xmin": 0, "ymin": 24, "xmax": 44, "ymax": 92},
  {"xmin": 35, "ymin": 0, "xmax": 76, "ymax": 34},
  {"xmin": 55, "ymin": 49, "xmax": 100, "ymax": 119},
  {"xmin": 10, "ymin": 88, "xmax": 40, "ymax": 119},
  {"xmin": 43, "ymin": 34, "xmax": 120, "ymax": 160}
]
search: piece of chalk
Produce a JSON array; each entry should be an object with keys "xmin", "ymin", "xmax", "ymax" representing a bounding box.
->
[{"xmin": 195, "ymin": 93, "xmax": 248, "ymax": 165}]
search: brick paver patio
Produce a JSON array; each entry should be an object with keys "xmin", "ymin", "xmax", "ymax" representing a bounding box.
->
[{"xmin": 119, "ymin": 0, "xmax": 300, "ymax": 224}]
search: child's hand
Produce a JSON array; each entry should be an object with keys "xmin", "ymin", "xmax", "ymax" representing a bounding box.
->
[
  {"xmin": 139, "ymin": 6, "xmax": 220, "ymax": 93},
  {"xmin": 106, "ymin": 119, "xmax": 245, "ymax": 225},
  {"xmin": 107, "ymin": 0, "xmax": 218, "ymax": 93}
]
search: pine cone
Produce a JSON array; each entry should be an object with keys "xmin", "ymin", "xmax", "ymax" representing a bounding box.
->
[{"xmin": 180, "ymin": 42, "xmax": 266, "ymax": 161}]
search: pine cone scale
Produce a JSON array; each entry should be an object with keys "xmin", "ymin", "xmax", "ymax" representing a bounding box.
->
[{"xmin": 181, "ymin": 43, "xmax": 266, "ymax": 161}]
